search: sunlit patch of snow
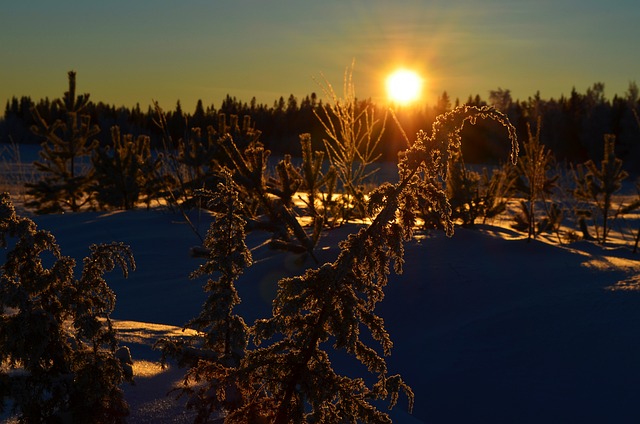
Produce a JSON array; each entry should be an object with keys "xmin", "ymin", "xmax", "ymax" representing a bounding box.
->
[
  {"xmin": 132, "ymin": 359, "xmax": 167, "ymax": 378},
  {"xmin": 582, "ymin": 254, "xmax": 640, "ymax": 272},
  {"xmin": 606, "ymin": 275, "xmax": 640, "ymax": 292},
  {"xmin": 114, "ymin": 320, "xmax": 199, "ymax": 344},
  {"xmin": 476, "ymin": 224, "xmax": 527, "ymax": 241}
]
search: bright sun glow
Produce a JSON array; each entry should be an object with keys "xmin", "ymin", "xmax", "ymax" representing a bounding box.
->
[{"xmin": 386, "ymin": 69, "xmax": 423, "ymax": 105}]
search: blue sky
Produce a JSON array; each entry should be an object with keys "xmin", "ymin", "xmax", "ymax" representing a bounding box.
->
[{"xmin": 1, "ymin": 0, "xmax": 638, "ymax": 111}]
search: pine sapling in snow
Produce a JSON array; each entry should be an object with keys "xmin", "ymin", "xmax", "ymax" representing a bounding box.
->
[
  {"xmin": 0, "ymin": 193, "xmax": 135, "ymax": 423},
  {"xmin": 573, "ymin": 134, "xmax": 628, "ymax": 244},
  {"xmin": 215, "ymin": 132, "xmax": 320, "ymax": 259},
  {"xmin": 153, "ymin": 104, "xmax": 262, "ymax": 210},
  {"xmin": 510, "ymin": 118, "xmax": 559, "ymax": 241},
  {"xmin": 478, "ymin": 164, "xmax": 515, "ymax": 225},
  {"xmin": 91, "ymin": 125, "xmax": 163, "ymax": 210},
  {"xmin": 27, "ymin": 71, "xmax": 100, "ymax": 213},
  {"xmin": 265, "ymin": 135, "xmax": 339, "ymax": 254},
  {"xmin": 156, "ymin": 172, "xmax": 252, "ymax": 422},
  {"xmin": 630, "ymin": 179, "xmax": 640, "ymax": 253},
  {"xmin": 297, "ymin": 133, "xmax": 339, "ymax": 230}
]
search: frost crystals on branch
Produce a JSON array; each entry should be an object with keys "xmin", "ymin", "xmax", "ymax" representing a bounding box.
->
[{"xmin": 213, "ymin": 105, "xmax": 517, "ymax": 423}]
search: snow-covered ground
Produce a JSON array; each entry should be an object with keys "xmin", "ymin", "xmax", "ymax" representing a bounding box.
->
[{"xmin": 2, "ymin": 196, "xmax": 640, "ymax": 423}]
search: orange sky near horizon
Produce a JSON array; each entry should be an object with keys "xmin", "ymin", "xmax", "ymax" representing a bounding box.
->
[{"xmin": 1, "ymin": 0, "xmax": 639, "ymax": 112}]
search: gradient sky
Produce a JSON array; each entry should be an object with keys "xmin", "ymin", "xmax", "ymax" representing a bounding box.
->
[{"xmin": 1, "ymin": 0, "xmax": 639, "ymax": 112}]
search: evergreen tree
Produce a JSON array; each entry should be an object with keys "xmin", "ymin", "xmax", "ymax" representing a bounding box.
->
[
  {"xmin": 214, "ymin": 131, "xmax": 320, "ymax": 258},
  {"xmin": 632, "ymin": 179, "xmax": 640, "ymax": 253},
  {"xmin": 156, "ymin": 172, "xmax": 252, "ymax": 422},
  {"xmin": 91, "ymin": 125, "xmax": 163, "ymax": 210},
  {"xmin": 192, "ymin": 99, "xmax": 207, "ymax": 130},
  {"xmin": 0, "ymin": 193, "xmax": 135, "ymax": 422},
  {"xmin": 172, "ymin": 126, "xmax": 220, "ymax": 207},
  {"xmin": 489, "ymin": 87, "xmax": 513, "ymax": 112},
  {"xmin": 434, "ymin": 91, "xmax": 452, "ymax": 116},
  {"xmin": 167, "ymin": 100, "xmax": 186, "ymax": 145},
  {"xmin": 478, "ymin": 164, "xmax": 515, "ymax": 224},
  {"xmin": 574, "ymin": 134, "xmax": 628, "ymax": 244},
  {"xmin": 297, "ymin": 133, "xmax": 338, "ymax": 229},
  {"xmin": 249, "ymin": 106, "xmax": 517, "ymax": 423},
  {"xmin": 444, "ymin": 146, "xmax": 483, "ymax": 227},
  {"xmin": 510, "ymin": 119, "xmax": 559, "ymax": 241},
  {"xmin": 441, "ymin": 146, "xmax": 514, "ymax": 229},
  {"xmin": 153, "ymin": 102, "xmax": 263, "ymax": 209},
  {"xmin": 27, "ymin": 71, "xmax": 100, "ymax": 213}
]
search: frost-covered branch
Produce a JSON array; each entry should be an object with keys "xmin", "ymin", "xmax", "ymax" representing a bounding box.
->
[
  {"xmin": 227, "ymin": 105, "xmax": 517, "ymax": 423},
  {"xmin": 0, "ymin": 192, "xmax": 135, "ymax": 422}
]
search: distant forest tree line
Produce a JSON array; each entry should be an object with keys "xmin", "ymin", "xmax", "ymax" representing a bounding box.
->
[{"xmin": 1, "ymin": 81, "xmax": 639, "ymax": 170}]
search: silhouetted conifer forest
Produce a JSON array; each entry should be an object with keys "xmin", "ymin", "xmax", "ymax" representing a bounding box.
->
[{"xmin": 2, "ymin": 82, "xmax": 639, "ymax": 171}]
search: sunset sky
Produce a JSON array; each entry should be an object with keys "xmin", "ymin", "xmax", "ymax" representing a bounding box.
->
[{"xmin": 1, "ymin": 0, "xmax": 638, "ymax": 112}]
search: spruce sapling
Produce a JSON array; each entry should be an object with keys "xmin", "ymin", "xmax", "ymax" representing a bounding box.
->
[
  {"xmin": 633, "ymin": 186, "xmax": 640, "ymax": 254},
  {"xmin": 215, "ymin": 133, "xmax": 319, "ymax": 259},
  {"xmin": 511, "ymin": 119, "xmax": 559, "ymax": 241},
  {"xmin": 297, "ymin": 133, "xmax": 339, "ymax": 231},
  {"xmin": 478, "ymin": 164, "xmax": 514, "ymax": 224},
  {"xmin": 156, "ymin": 172, "xmax": 252, "ymax": 422},
  {"xmin": 27, "ymin": 71, "xmax": 100, "ymax": 213},
  {"xmin": 91, "ymin": 126, "xmax": 162, "ymax": 210},
  {"xmin": 0, "ymin": 193, "xmax": 135, "ymax": 423},
  {"xmin": 444, "ymin": 145, "xmax": 483, "ymax": 227},
  {"xmin": 176, "ymin": 127, "xmax": 219, "ymax": 198},
  {"xmin": 573, "ymin": 134, "xmax": 628, "ymax": 244}
]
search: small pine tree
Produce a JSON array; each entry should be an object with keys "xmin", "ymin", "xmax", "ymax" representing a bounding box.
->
[
  {"xmin": 297, "ymin": 133, "xmax": 339, "ymax": 229},
  {"xmin": 478, "ymin": 164, "xmax": 515, "ymax": 224},
  {"xmin": 631, "ymin": 179, "xmax": 640, "ymax": 253},
  {"xmin": 443, "ymin": 150, "xmax": 515, "ymax": 228},
  {"xmin": 91, "ymin": 126, "xmax": 163, "ymax": 210},
  {"xmin": 27, "ymin": 71, "xmax": 100, "ymax": 213},
  {"xmin": 173, "ymin": 126, "xmax": 220, "ymax": 206},
  {"xmin": 445, "ymin": 146, "xmax": 483, "ymax": 227},
  {"xmin": 153, "ymin": 103, "xmax": 262, "ymax": 210},
  {"xmin": 156, "ymin": 172, "xmax": 252, "ymax": 422},
  {"xmin": 0, "ymin": 193, "xmax": 135, "ymax": 422},
  {"xmin": 573, "ymin": 134, "xmax": 628, "ymax": 244},
  {"xmin": 251, "ymin": 106, "xmax": 517, "ymax": 423},
  {"xmin": 215, "ymin": 133, "xmax": 320, "ymax": 259},
  {"xmin": 510, "ymin": 119, "xmax": 559, "ymax": 241},
  {"xmin": 266, "ymin": 135, "xmax": 340, "ymax": 254},
  {"xmin": 420, "ymin": 134, "xmax": 515, "ymax": 230},
  {"xmin": 219, "ymin": 114, "xmax": 263, "ymax": 154}
]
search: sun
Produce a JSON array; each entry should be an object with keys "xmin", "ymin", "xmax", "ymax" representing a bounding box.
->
[{"xmin": 386, "ymin": 69, "xmax": 423, "ymax": 105}]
